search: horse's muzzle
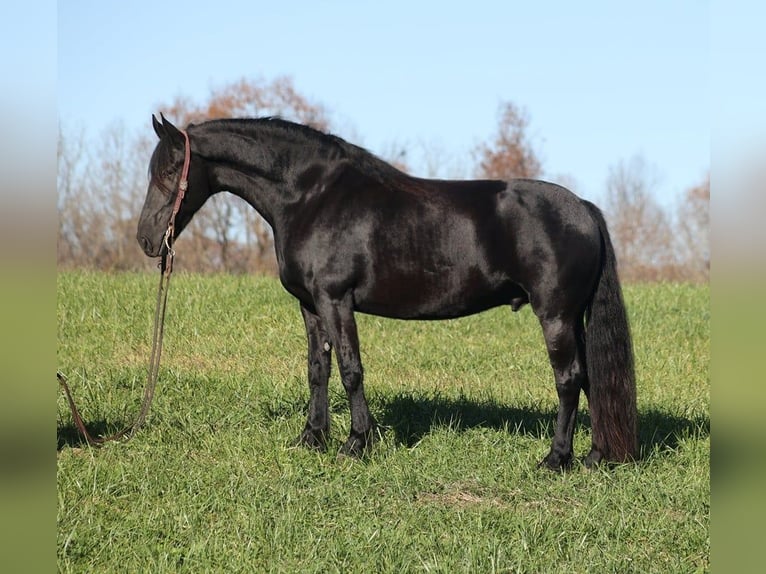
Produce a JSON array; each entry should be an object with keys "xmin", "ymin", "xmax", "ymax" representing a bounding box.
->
[{"xmin": 138, "ymin": 234, "xmax": 161, "ymax": 257}]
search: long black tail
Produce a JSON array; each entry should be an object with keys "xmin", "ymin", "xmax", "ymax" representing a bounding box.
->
[{"xmin": 582, "ymin": 201, "xmax": 638, "ymax": 463}]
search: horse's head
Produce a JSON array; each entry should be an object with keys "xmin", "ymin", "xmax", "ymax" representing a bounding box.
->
[{"xmin": 137, "ymin": 114, "xmax": 210, "ymax": 257}]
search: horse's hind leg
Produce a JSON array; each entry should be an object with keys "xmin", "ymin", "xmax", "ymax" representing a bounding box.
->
[
  {"xmin": 537, "ymin": 315, "xmax": 587, "ymax": 471},
  {"xmin": 295, "ymin": 304, "xmax": 332, "ymax": 451},
  {"xmin": 314, "ymin": 291, "xmax": 376, "ymax": 457}
]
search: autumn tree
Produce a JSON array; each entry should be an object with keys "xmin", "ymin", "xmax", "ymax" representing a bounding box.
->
[
  {"xmin": 474, "ymin": 101, "xmax": 542, "ymax": 180},
  {"xmin": 162, "ymin": 76, "xmax": 330, "ymax": 130}
]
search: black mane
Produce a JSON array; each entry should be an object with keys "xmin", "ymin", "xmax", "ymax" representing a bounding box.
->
[{"xmin": 190, "ymin": 117, "xmax": 408, "ymax": 185}]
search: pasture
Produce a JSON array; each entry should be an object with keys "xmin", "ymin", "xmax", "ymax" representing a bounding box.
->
[{"xmin": 57, "ymin": 271, "xmax": 709, "ymax": 572}]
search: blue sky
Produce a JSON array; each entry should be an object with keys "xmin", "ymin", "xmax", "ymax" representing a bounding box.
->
[{"xmin": 55, "ymin": 1, "xmax": 749, "ymax": 207}]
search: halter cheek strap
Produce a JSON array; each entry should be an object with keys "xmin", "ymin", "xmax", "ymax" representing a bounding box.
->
[
  {"xmin": 162, "ymin": 129, "xmax": 191, "ymax": 273},
  {"xmin": 171, "ymin": 129, "xmax": 191, "ymax": 224}
]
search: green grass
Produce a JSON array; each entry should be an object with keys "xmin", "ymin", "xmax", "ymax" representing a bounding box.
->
[{"xmin": 57, "ymin": 272, "xmax": 709, "ymax": 573}]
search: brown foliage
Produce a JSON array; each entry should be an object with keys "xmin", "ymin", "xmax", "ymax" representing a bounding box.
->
[
  {"xmin": 162, "ymin": 76, "xmax": 330, "ymax": 131},
  {"xmin": 474, "ymin": 102, "xmax": 542, "ymax": 180}
]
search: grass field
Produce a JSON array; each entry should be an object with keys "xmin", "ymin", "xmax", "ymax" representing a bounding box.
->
[{"xmin": 57, "ymin": 271, "xmax": 709, "ymax": 573}]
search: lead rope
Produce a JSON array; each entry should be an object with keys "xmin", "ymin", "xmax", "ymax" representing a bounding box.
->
[
  {"xmin": 57, "ymin": 256, "xmax": 172, "ymax": 444},
  {"xmin": 57, "ymin": 128, "xmax": 189, "ymax": 446}
]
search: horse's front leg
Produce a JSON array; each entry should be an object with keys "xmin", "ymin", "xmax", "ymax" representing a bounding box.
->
[
  {"xmin": 315, "ymin": 291, "xmax": 377, "ymax": 457},
  {"xmin": 295, "ymin": 304, "xmax": 332, "ymax": 451}
]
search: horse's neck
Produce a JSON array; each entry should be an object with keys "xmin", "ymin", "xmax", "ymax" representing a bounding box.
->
[{"xmin": 199, "ymin": 129, "xmax": 309, "ymax": 228}]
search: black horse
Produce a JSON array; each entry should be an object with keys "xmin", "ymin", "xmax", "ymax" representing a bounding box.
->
[{"xmin": 138, "ymin": 115, "xmax": 637, "ymax": 470}]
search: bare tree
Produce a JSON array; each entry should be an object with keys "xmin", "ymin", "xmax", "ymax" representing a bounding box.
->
[
  {"xmin": 58, "ymin": 123, "xmax": 153, "ymax": 270},
  {"xmin": 474, "ymin": 101, "xmax": 542, "ymax": 180},
  {"xmin": 603, "ymin": 156, "xmax": 678, "ymax": 281},
  {"xmin": 57, "ymin": 126, "xmax": 86, "ymax": 267},
  {"xmin": 676, "ymin": 173, "xmax": 710, "ymax": 281},
  {"xmin": 412, "ymin": 139, "xmax": 469, "ymax": 180},
  {"xmin": 376, "ymin": 141, "xmax": 411, "ymax": 174}
]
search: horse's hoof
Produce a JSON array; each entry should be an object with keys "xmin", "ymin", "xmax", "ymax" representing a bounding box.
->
[
  {"xmin": 583, "ymin": 448, "xmax": 604, "ymax": 469},
  {"xmin": 538, "ymin": 450, "xmax": 573, "ymax": 472},
  {"xmin": 583, "ymin": 448, "xmax": 604, "ymax": 468},
  {"xmin": 293, "ymin": 428, "xmax": 328, "ymax": 452},
  {"xmin": 338, "ymin": 436, "xmax": 367, "ymax": 458},
  {"xmin": 337, "ymin": 427, "xmax": 379, "ymax": 458}
]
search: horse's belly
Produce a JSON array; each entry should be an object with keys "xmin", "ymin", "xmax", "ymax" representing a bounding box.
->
[{"xmin": 354, "ymin": 267, "xmax": 519, "ymax": 320}]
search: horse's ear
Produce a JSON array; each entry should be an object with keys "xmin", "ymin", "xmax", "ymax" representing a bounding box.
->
[
  {"xmin": 152, "ymin": 114, "xmax": 164, "ymax": 139},
  {"xmin": 159, "ymin": 114, "xmax": 185, "ymax": 149}
]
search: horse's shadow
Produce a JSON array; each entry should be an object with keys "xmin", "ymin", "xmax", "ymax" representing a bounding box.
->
[
  {"xmin": 376, "ymin": 391, "xmax": 709, "ymax": 459},
  {"xmin": 376, "ymin": 392, "xmax": 552, "ymax": 445},
  {"xmin": 58, "ymin": 392, "xmax": 709, "ymax": 459}
]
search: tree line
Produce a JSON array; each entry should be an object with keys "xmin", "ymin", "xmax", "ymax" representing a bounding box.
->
[{"xmin": 57, "ymin": 76, "xmax": 708, "ymax": 282}]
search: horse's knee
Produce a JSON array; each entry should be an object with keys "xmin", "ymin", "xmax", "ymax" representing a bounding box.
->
[
  {"xmin": 308, "ymin": 356, "xmax": 330, "ymax": 385},
  {"xmin": 340, "ymin": 364, "xmax": 363, "ymax": 392}
]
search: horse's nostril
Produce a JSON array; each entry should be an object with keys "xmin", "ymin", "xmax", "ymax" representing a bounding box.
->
[{"xmin": 139, "ymin": 235, "xmax": 153, "ymax": 254}]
